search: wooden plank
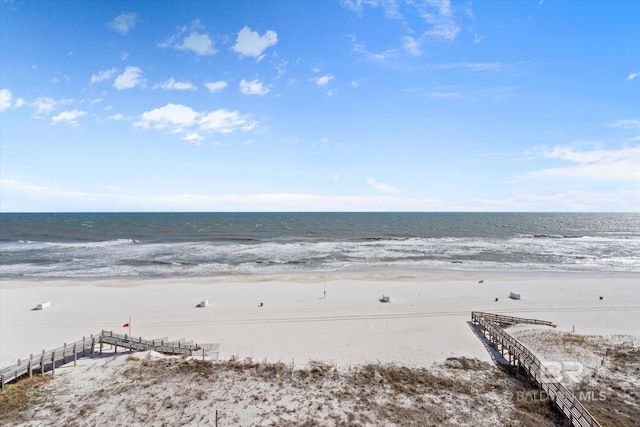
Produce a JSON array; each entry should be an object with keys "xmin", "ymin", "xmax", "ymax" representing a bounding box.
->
[{"xmin": 472, "ymin": 312, "xmax": 602, "ymax": 427}]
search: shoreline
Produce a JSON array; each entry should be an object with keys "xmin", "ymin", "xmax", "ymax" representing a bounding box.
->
[
  {"xmin": 2, "ymin": 266, "xmax": 638, "ymax": 285},
  {"xmin": 2, "ymin": 269, "xmax": 639, "ymax": 369}
]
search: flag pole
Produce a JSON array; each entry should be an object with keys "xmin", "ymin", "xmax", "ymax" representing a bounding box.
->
[{"xmin": 128, "ymin": 315, "xmax": 131, "ymax": 338}]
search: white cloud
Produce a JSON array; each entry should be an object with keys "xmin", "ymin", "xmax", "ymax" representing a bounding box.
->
[
  {"xmin": 159, "ymin": 21, "xmax": 217, "ymax": 56},
  {"xmin": 204, "ymin": 81, "xmax": 228, "ymax": 93},
  {"xmin": 90, "ymin": 68, "xmax": 118, "ymax": 84},
  {"xmin": 1, "ymin": 88, "xmax": 13, "ymax": 112},
  {"xmin": 351, "ymin": 38, "xmax": 398, "ymax": 63},
  {"xmin": 232, "ymin": 26, "xmax": 278, "ymax": 59},
  {"xmin": 113, "ymin": 66, "xmax": 144, "ymax": 90},
  {"xmin": 421, "ymin": 0, "xmax": 460, "ymax": 41},
  {"xmin": 108, "ymin": 12, "xmax": 137, "ymax": 34},
  {"xmin": 519, "ymin": 145, "xmax": 640, "ymax": 182},
  {"xmin": 239, "ymin": 79, "xmax": 270, "ymax": 95},
  {"xmin": 275, "ymin": 60, "xmax": 288, "ymax": 80},
  {"xmin": 3, "ymin": 178, "xmax": 638, "ymax": 212},
  {"xmin": 51, "ymin": 109, "xmax": 86, "ymax": 126},
  {"xmin": 180, "ymin": 31, "xmax": 216, "ymax": 56},
  {"xmin": 106, "ymin": 113, "xmax": 126, "ymax": 121},
  {"xmin": 608, "ymin": 119, "xmax": 640, "ymax": 129},
  {"xmin": 367, "ymin": 178, "xmax": 397, "ymax": 192},
  {"xmin": 401, "ymin": 36, "xmax": 421, "ymax": 56},
  {"xmin": 436, "ymin": 62, "xmax": 503, "ymax": 72},
  {"xmin": 314, "ymin": 74, "xmax": 335, "ymax": 87},
  {"xmin": 31, "ymin": 97, "xmax": 58, "ymax": 115},
  {"xmin": 344, "ymin": 0, "xmax": 462, "ymax": 43},
  {"xmin": 134, "ymin": 103, "xmax": 257, "ymax": 140},
  {"xmin": 199, "ymin": 109, "xmax": 257, "ymax": 133},
  {"xmin": 184, "ymin": 132, "xmax": 204, "ymax": 144},
  {"xmin": 626, "ymin": 72, "xmax": 639, "ymax": 81},
  {"xmin": 153, "ymin": 77, "xmax": 196, "ymax": 91},
  {"xmin": 135, "ymin": 103, "xmax": 199, "ymax": 131}
]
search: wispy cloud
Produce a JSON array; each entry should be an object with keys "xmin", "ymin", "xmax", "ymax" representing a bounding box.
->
[
  {"xmin": 107, "ymin": 12, "xmax": 137, "ymax": 35},
  {"xmin": 113, "ymin": 66, "xmax": 144, "ymax": 90},
  {"xmin": 204, "ymin": 81, "xmax": 228, "ymax": 93},
  {"xmin": 421, "ymin": 4, "xmax": 460, "ymax": 42},
  {"xmin": 367, "ymin": 178, "xmax": 397, "ymax": 192},
  {"xmin": 239, "ymin": 79, "xmax": 270, "ymax": 95},
  {"xmin": 4, "ymin": 178, "xmax": 636, "ymax": 212},
  {"xmin": 90, "ymin": 68, "xmax": 118, "ymax": 84},
  {"xmin": 0, "ymin": 88, "xmax": 24, "ymax": 112},
  {"xmin": 134, "ymin": 103, "xmax": 257, "ymax": 141},
  {"xmin": 0, "ymin": 88, "xmax": 13, "ymax": 112},
  {"xmin": 313, "ymin": 74, "xmax": 335, "ymax": 87},
  {"xmin": 31, "ymin": 97, "xmax": 72, "ymax": 116},
  {"xmin": 153, "ymin": 77, "xmax": 196, "ymax": 91},
  {"xmin": 608, "ymin": 119, "xmax": 640, "ymax": 129},
  {"xmin": 420, "ymin": 83, "xmax": 513, "ymax": 101},
  {"xmin": 106, "ymin": 113, "xmax": 129, "ymax": 121},
  {"xmin": 518, "ymin": 145, "xmax": 640, "ymax": 182},
  {"xmin": 401, "ymin": 36, "xmax": 421, "ymax": 56},
  {"xmin": 159, "ymin": 21, "xmax": 217, "ymax": 56},
  {"xmin": 626, "ymin": 72, "xmax": 639, "ymax": 81},
  {"xmin": 350, "ymin": 36, "xmax": 399, "ymax": 63},
  {"xmin": 435, "ymin": 62, "xmax": 504, "ymax": 72},
  {"xmin": 51, "ymin": 109, "xmax": 86, "ymax": 126},
  {"xmin": 232, "ymin": 26, "xmax": 278, "ymax": 60}
]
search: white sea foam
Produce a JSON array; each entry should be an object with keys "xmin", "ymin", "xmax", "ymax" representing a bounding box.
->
[{"xmin": 2, "ymin": 213, "xmax": 639, "ymax": 278}]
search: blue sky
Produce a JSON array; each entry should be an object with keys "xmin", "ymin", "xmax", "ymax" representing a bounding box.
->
[{"xmin": 1, "ymin": 0, "xmax": 638, "ymax": 212}]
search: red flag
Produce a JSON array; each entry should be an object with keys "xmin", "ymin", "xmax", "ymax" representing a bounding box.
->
[{"xmin": 122, "ymin": 322, "xmax": 129, "ymax": 327}]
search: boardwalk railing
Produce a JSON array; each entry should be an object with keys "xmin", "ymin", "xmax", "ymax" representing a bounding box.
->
[
  {"xmin": 471, "ymin": 311, "xmax": 602, "ymax": 427},
  {"xmin": 1, "ymin": 331, "xmax": 220, "ymax": 391}
]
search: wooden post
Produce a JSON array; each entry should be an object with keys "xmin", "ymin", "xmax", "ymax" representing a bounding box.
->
[
  {"xmin": 91, "ymin": 336, "xmax": 95, "ymax": 358},
  {"xmin": 28, "ymin": 354, "xmax": 33, "ymax": 378},
  {"xmin": 73, "ymin": 342, "xmax": 77, "ymax": 367},
  {"xmin": 51, "ymin": 350, "xmax": 56, "ymax": 376},
  {"xmin": 202, "ymin": 348, "xmax": 205, "ymax": 361},
  {"xmin": 40, "ymin": 350, "xmax": 45, "ymax": 377},
  {"xmin": 62, "ymin": 343, "xmax": 67, "ymax": 365}
]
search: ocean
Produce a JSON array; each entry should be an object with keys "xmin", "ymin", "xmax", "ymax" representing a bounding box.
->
[{"xmin": 0, "ymin": 212, "xmax": 638, "ymax": 278}]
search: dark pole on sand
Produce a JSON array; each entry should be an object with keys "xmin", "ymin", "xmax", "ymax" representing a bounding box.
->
[{"xmin": 323, "ymin": 275, "xmax": 326, "ymax": 299}]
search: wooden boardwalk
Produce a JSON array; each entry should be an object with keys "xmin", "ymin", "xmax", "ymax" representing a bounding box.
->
[
  {"xmin": 1, "ymin": 331, "xmax": 220, "ymax": 391},
  {"xmin": 471, "ymin": 311, "xmax": 602, "ymax": 427}
]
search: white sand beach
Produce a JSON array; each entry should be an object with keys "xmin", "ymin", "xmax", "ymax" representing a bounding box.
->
[{"xmin": 2, "ymin": 270, "xmax": 639, "ymax": 369}]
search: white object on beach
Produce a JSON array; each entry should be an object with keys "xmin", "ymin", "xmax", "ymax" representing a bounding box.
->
[
  {"xmin": 380, "ymin": 295, "xmax": 390, "ymax": 303},
  {"xmin": 198, "ymin": 299, "xmax": 209, "ymax": 308},
  {"xmin": 36, "ymin": 301, "xmax": 51, "ymax": 310},
  {"xmin": 509, "ymin": 292, "xmax": 521, "ymax": 300}
]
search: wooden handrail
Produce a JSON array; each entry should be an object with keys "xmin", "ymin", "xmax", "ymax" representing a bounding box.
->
[
  {"xmin": 1, "ymin": 331, "xmax": 220, "ymax": 390},
  {"xmin": 472, "ymin": 312, "xmax": 601, "ymax": 427}
]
